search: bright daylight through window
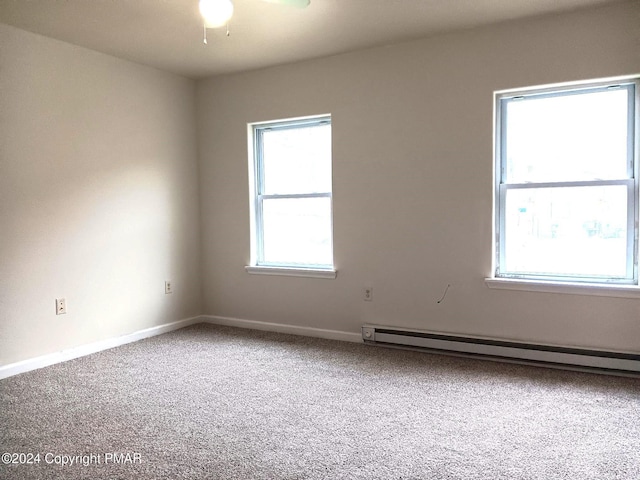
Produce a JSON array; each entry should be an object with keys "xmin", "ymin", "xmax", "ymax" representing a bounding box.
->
[
  {"xmin": 494, "ymin": 77, "xmax": 639, "ymax": 285},
  {"xmin": 248, "ymin": 116, "xmax": 333, "ymax": 274}
]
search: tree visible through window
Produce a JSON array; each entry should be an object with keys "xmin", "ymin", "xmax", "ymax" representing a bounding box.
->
[{"xmin": 494, "ymin": 78, "xmax": 638, "ymax": 284}]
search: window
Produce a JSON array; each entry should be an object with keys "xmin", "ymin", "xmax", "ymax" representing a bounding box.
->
[
  {"xmin": 494, "ymin": 77, "xmax": 638, "ymax": 285},
  {"xmin": 247, "ymin": 115, "xmax": 334, "ymax": 276}
]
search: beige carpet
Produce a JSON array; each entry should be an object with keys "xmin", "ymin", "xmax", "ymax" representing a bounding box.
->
[{"xmin": 1, "ymin": 323, "xmax": 639, "ymax": 479}]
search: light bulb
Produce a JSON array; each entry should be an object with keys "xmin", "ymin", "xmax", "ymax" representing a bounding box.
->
[{"xmin": 199, "ymin": 0, "xmax": 234, "ymax": 28}]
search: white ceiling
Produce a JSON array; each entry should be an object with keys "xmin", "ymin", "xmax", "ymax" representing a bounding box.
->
[{"xmin": 0, "ymin": 0, "xmax": 622, "ymax": 79}]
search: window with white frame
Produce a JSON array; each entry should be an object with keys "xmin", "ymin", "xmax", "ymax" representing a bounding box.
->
[
  {"xmin": 494, "ymin": 78, "xmax": 638, "ymax": 285},
  {"xmin": 248, "ymin": 115, "xmax": 333, "ymax": 273}
]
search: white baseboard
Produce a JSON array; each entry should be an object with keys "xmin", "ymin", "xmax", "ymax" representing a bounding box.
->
[
  {"xmin": 202, "ymin": 315, "xmax": 362, "ymax": 343},
  {"xmin": 0, "ymin": 316, "xmax": 202, "ymax": 380},
  {"xmin": 1, "ymin": 315, "xmax": 360, "ymax": 380}
]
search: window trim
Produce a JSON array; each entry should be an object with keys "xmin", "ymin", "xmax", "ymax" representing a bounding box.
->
[
  {"xmin": 247, "ymin": 114, "xmax": 335, "ymax": 275},
  {"xmin": 492, "ymin": 76, "xmax": 640, "ymax": 287},
  {"xmin": 245, "ymin": 265, "xmax": 337, "ymax": 279},
  {"xmin": 484, "ymin": 277, "xmax": 640, "ymax": 299}
]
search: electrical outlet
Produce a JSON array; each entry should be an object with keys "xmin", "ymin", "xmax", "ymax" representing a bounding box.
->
[
  {"xmin": 56, "ymin": 298, "xmax": 66, "ymax": 315},
  {"xmin": 363, "ymin": 287, "xmax": 373, "ymax": 302},
  {"xmin": 165, "ymin": 281, "xmax": 172, "ymax": 294}
]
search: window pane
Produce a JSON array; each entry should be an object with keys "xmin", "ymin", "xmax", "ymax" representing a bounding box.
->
[
  {"xmin": 262, "ymin": 197, "xmax": 332, "ymax": 266},
  {"xmin": 504, "ymin": 186, "xmax": 628, "ymax": 278},
  {"xmin": 262, "ymin": 124, "xmax": 331, "ymax": 195},
  {"xmin": 505, "ymin": 89, "xmax": 629, "ymax": 183}
]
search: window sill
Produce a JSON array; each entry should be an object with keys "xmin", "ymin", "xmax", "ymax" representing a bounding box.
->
[
  {"xmin": 245, "ymin": 265, "xmax": 337, "ymax": 279},
  {"xmin": 485, "ymin": 277, "xmax": 640, "ymax": 299}
]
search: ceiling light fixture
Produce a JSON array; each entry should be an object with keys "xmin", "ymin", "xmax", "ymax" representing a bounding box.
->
[
  {"xmin": 199, "ymin": 0, "xmax": 310, "ymax": 44},
  {"xmin": 199, "ymin": 0, "xmax": 234, "ymax": 29}
]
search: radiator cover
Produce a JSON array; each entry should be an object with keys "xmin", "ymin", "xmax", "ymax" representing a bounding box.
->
[{"xmin": 362, "ymin": 325, "xmax": 640, "ymax": 375}]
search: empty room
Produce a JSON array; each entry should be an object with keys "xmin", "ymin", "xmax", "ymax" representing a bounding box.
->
[{"xmin": 1, "ymin": 0, "xmax": 639, "ymax": 478}]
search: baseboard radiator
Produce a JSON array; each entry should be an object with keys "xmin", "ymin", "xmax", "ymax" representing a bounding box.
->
[{"xmin": 362, "ymin": 325, "xmax": 640, "ymax": 376}]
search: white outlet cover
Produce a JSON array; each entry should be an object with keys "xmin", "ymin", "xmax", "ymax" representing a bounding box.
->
[
  {"xmin": 56, "ymin": 298, "xmax": 66, "ymax": 315},
  {"xmin": 364, "ymin": 287, "xmax": 373, "ymax": 301}
]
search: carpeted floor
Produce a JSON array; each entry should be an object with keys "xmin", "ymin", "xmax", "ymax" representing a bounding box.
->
[{"xmin": 1, "ymin": 323, "xmax": 639, "ymax": 479}]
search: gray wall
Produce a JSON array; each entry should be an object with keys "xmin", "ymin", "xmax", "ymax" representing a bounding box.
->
[
  {"xmin": 197, "ymin": 2, "xmax": 640, "ymax": 352},
  {"xmin": 0, "ymin": 24, "xmax": 202, "ymax": 365}
]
